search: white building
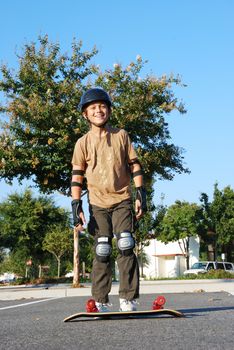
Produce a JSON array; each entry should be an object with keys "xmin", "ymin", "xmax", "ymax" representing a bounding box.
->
[{"xmin": 143, "ymin": 236, "xmax": 200, "ymax": 278}]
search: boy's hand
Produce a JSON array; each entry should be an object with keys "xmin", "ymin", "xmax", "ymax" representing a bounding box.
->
[
  {"xmin": 135, "ymin": 199, "xmax": 143, "ymax": 219},
  {"xmin": 135, "ymin": 186, "xmax": 147, "ymax": 220},
  {"xmin": 76, "ymin": 212, "xmax": 86, "ymax": 232},
  {"xmin": 71, "ymin": 199, "xmax": 86, "ymax": 231}
]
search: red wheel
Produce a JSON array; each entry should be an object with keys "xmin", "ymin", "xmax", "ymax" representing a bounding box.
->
[
  {"xmin": 86, "ymin": 299, "xmax": 98, "ymax": 312},
  {"xmin": 152, "ymin": 295, "xmax": 166, "ymax": 310},
  {"xmin": 156, "ymin": 295, "xmax": 166, "ymax": 306}
]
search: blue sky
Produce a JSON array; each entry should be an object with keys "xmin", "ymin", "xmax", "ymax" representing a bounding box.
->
[{"xmin": 0, "ymin": 0, "xmax": 234, "ymax": 212}]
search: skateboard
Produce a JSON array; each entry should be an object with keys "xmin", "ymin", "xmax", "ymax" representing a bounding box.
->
[{"xmin": 63, "ymin": 296, "xmax": 184, "ymax": 322}]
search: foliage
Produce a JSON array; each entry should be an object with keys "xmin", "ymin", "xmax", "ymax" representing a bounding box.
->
[
  {"xmin": 0, "ymin": 35, "xmax": 188, "ymax": 195},
  {"xmin": 146, "ymin": 269, "xmax": 234, "ymax": 280},
  {"xmin": 156, "ymin": 200, "xmax": 203, "ymax": 243},
  {"xmin": 130, "ymin": 189, "xmax": 156, "ymax": 276},
  {"xmin": 96, "ymin": 57, "xmax": 188, "ymax": 186},
  {"xmin": 182, "ymin": 269, "xmax": 234, "ymax": 279},
  {"xmin": 135, "ymin": 188, "xmax": 156, "ymax": 248},
  {"xmin": 0, "ymin": 189, "xmax": 70, "ymax": 275},
  {"xmin": 0, "ymin": 247, "xmax": 6, "ymax": 264},
  {"xmin": 212, "ymin": 185, "xmax": 234, "ymax": 247},
  {"xmin": 79, "ymin": 233, "xmax": 94, "ymax": 273},
  {"xmin": 200, "ymin": 184, "xmax": 234, "ymax": 261},
  {"xmin": 42, "ymin": 225, "xmax": 73, "ymax": 277},
  {"xmin": 0, "ymin": 35, "xmax": 97, "ymax": 194},
  {"xmin": 155, "ymin": 200, "xmax": 204, "ymax": 269}
]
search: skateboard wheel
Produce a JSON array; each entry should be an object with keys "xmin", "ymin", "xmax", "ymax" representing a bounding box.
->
[
  {"xmin": 86, "ymin": 299, "xmax": 98, "ymax": 312},
  {"xmin": 152, "ymin": 295, "xmax": 166, "ymax": 310},
  {"xmin": 156, "ymin": 295, "xmax": 166, "ymax": 306}
]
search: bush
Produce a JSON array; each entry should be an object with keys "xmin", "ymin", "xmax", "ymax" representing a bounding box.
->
[
  {"xmin": 181, "ymin": 269, "xmax": 234, "ymax": 279},
  {"xmin": 202, "ymin": 269, "xmax": 234, "ymax": 279},
  {"xmin": 145, "ymin": 269, "xmax": 234, "ymax": 281}
]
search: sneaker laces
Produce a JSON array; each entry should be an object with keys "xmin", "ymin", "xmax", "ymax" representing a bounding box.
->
[
  {"xmin": 119, "ymin": 298, "xmax": 138, "ymax": 311},
  {"xmin": 95, "ymin": 302, "xmax": 112, "ymax": 312}
]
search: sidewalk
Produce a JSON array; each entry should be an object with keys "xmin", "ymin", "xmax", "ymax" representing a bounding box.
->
[{"xmin": 1, "ymin": 279, "xmax": 234, "ymax": 300}]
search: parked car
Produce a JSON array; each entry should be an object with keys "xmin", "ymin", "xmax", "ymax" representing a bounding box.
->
[
  {"xmin": 65, "ymin": 271, "xmax": 74, "ymax": 278},
  {"xmin": 65, "ymin": 271, "xmax": 91, "ymax": 279},
  {"xmin": 183, "ymin": 261, "xmax": 234, "ymax": 275},
  {"xmin": 0, "ymin": 272, "xmax": 16, "ymax": 283}
]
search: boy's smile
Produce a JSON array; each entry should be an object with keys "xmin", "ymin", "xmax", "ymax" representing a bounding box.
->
[{"xmin": 83, "ymin": 101, "xmax": 110, "ymax": 127}]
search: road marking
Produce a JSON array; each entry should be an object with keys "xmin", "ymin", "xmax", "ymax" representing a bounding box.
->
[{"xmin": 0, "ymin": 297, "xmax": 62, "ymax": 311}]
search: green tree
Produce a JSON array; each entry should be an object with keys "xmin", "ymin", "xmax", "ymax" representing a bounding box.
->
[
  {"xmin": 0, "ymin": 247, "xmax": 5, "ymax": 263},
  {"xmin": 135, "ymin": 195, "xmax": 156, "ymax": 277},
  {"xmin": 0, "ymin": 35, "xmax": 188, "ymax": 194},
  {"xmin": 79, "ymin": 233, "xmax": 94, "ymax": 274},
  {"xmin": 0, "ymin": 35, "xmax": 98, "ymax": 194},
  {"xmin": 96, "ymin": 59, "xmax": 188, "ymax": 187},
  {"xmin": 199, "ymin": 191, "xmax": 217, "ymax": 260},
  {"xmin": 43, "ymin": 225, "xmax": 73, "ymax": 277},
  {"xmin": 0, "ymin": 189, "xmax": 70, "ymax": 275},
  {"xmin": 200, "ymin": 184, "xmax": 234, "ymax": 261},
  {"xmin": 156, "ymin": 201, "xmax": 203, "ymax": 269}
]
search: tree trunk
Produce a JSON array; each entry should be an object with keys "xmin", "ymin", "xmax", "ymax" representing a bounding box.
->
[
  {"xmin": 141, "ymin": 257, "xmax": 144, "ymax": 278},
  {"xmin": 180, "ymin": 237, "xmax": 190, "ymax": 270},
  {"xmin": 73, "ymin": 227, "xmax": 80, "ymax": 287},
  {"xmin": 140, "ymin": 244, "xmax": 144, "ymax": 278},
  {"xmin": 57, "ymin": 257, "xmax": 61, "ymax": 278},
  {"xmin": 207, "ymin": 244, "xmax": 215, "ymax": 261},
  {"xmin": 185, "ymin": 238, "xmax": 190, "ymax": 270}
]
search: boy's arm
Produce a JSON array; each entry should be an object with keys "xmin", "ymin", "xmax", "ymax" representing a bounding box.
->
[
  {"xmin": 71, "ymin": 164, "xmax": 86, "ymax": 230},
  {"xmin": 129, "ymin": 159, "xmax": 147, "ymax": 220}
]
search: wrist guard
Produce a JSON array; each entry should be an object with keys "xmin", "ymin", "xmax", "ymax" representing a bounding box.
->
[
  {"xmin": 136, "ymin": 186, "xmax": 147, "ymax": 213},
  {"xmin": 71, "ymin": 199, "xmax": 84, "ymax": 226}
]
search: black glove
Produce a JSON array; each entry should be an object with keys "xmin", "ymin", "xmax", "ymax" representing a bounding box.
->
[
  {"xmin": 136, "ymin": 187, "xmax": 147, "ymax": 213},
  {"xmin": 71, "ymin": 199, "xmax": 84, "ymax": 226}
]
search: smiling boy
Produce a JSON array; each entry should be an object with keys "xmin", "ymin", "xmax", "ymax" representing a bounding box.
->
[{"xmin": 71, "ymin": 88, "xmax": 147, "ymax": 312}]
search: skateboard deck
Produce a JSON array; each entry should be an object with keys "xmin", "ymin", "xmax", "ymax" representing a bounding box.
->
[{"xmin": 63, "ymin": 308, "xmax": 184, "ymax": 322}]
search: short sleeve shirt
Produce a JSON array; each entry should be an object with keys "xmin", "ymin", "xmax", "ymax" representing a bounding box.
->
[{"xmin": 72, "ymin": 126, "xmax": 138, "ymax": 208}]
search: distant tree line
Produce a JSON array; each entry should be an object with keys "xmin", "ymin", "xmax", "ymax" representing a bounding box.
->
[
  {"xmin": 153, "ymin": 183, "xmax": 234, "ymax": 265},
  {"xmin": 0, "ymin": 183, "xmax": 233, "ymax": 278}
]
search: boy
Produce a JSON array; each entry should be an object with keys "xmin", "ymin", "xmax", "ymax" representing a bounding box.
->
[{"xmin": 71, "ymin": 88, "xmax": 147, "ymax": 312}]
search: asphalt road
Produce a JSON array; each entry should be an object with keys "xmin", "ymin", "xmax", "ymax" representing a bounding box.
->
[{"xmin": 0, "ymin": 291, "xmax": 233, "ymax": 350}]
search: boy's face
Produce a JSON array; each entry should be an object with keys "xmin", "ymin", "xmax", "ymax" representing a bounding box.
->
[{"xmin": 83, "ymin": 101, "xmax": 111, "ymax": 127}]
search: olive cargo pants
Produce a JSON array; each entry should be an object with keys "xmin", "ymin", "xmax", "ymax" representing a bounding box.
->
[{"xmin": 88, "ymin": 199, "xmax": 139, "ymax": 303}]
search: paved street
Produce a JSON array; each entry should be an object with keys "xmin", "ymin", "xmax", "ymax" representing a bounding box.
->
[
  {"xmin": 0, "ymin": 280, "xmax": 234, "ymax": 350},
  {"xmin": 1, "ymin": 279, "xmax": 234, "ymax": 300}
]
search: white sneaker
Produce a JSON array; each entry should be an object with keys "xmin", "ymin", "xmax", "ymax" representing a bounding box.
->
[
  {"xmin": 119, "ymin": 298, "xmax": 137, "ymax": 312},
  {"xmin": 95, "ymin": 302, "xmax": 110, "ymax": 312}
]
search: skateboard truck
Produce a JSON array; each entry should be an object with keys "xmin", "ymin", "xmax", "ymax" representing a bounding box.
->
[
  {"xmin": 152, "ymin": 295, "xmax": 166, "ymax": 310},
  {"xmin": 86, "ymin": 299, "xmax": 98, "ymax": 313}
]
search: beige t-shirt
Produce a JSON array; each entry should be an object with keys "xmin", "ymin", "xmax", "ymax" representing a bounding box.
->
[{"xmin": 72, "ymin": 126, "xmax": 138, "ymax": 208}]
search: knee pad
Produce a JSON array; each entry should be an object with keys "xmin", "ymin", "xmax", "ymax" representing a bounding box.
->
[
  {"xmin": 95, "ymin": 236, "xmax": 112, "ymax": 262},
  {"xmin": 117, "ymin": 231, "xmax": 135, "ymax": 256}
]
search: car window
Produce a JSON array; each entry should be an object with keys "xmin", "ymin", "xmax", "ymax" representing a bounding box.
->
[
  {"xmin": 207, "ymin": 262, "xmax": 215, "ymax": 270},
  {"xmin": 224, "ymin": 263, "xmax": 233, "ymax": 270},
  {"xmin": 217, "ymin": 262, "xmax": 224, "ymax": 269},
  {"xmin": 191, "ymin": 262, "xmax": 206, "ymax": 269}
]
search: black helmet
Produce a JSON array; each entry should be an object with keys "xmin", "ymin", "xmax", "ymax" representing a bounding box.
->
[{"xmin": 79, "ymin": 88, "xmax": 112, "ymax": 111}]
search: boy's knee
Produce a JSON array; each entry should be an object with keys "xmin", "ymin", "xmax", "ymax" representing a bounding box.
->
[
  {"xmin": 95, "ymin": 236, "xmax": 112, "ymax": 262},
  {"xmin": 117, "ymin": 231, "xmax": 135, "ymax": 256}
]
